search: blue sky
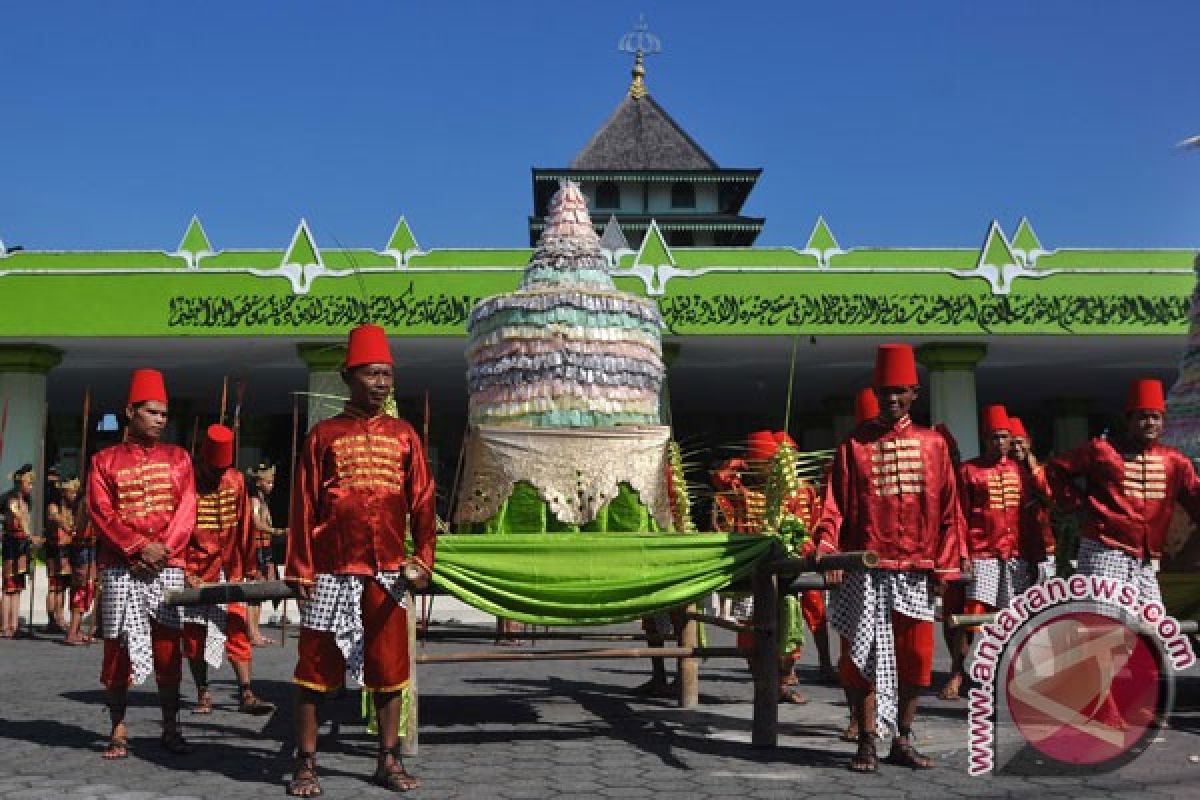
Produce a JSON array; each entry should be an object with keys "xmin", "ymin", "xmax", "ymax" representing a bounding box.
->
[{"xmin": 2, "ymin": 1, "xmax": 1199, "ymax": 251}]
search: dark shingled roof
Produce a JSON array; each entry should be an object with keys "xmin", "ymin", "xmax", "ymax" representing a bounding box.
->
[{"xmin": 571, "ymin": 94, "xmax": 718, "ymax": 171}]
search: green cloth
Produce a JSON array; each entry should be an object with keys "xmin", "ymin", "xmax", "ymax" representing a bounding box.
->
[
  {"xmin": 431, "ymin": 532, "xmax": 775, "ymax": 625},
  {"xmin": 460, "ymin": 481, "xmax": 661, "ymax": 534}
]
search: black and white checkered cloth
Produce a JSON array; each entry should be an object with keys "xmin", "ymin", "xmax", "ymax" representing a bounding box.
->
[
  {"xmin": 967, "ymin": 558, "xmax": 1031, "ymax": 608},
  {"xmin": 181, "ymin": 569, "xmax": 228, "ymax": 670},
  {"xmin": 829, "ymin": 569, "xmax": 934, "ymax": 736},
  {"xmin": 300, "ymin": 571, "xmax": 407, "ymax": 686},
  {"xmin": 100, "ymin": 566, "xmax": 184, "ymax": 685},
  {"xmin": 1076, "ymin": 538, "xmax": 1160, "ymax": 607}
]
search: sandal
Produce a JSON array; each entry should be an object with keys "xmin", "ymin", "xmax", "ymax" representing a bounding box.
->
[
  {"xmin": 286, "ymin": 752, "xmax": 322, "ymax": 797},
  {"xmin": 372, "ymin": 755, "xmax": 420, "ymax": 792},
  {"xmin": 850, "ymin": 732, "xmax": 878, "ymax": 773},
  {"xmin": 779, "ymin": 685, "xmax": 809, "ymax": 705},
  {"xmin": 192, "ymin": 688, "xmax": 213, "ymax": 715},
  {"xmin": 885, "ymin": 736, "xmax": 935, "ymax": 769},
  {"xmin": 160, "ymin": 729, "xmax": 193, "ymax": 755},
  {"xmin": 937, "ymin": 674, "xmax": 963, "ymax": 701},
  {"xmin": 101, "ymin": 735, "xmax": 129, "ymax": 760},
  {"xmin": 238, "ymin": 690, "xmax": 276, "ymax": 716},
  {"xmin": 840, "ymin": 719, "xmax": 860, "ymax": 743}
]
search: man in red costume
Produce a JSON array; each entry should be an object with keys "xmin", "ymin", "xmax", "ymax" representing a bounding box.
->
[
  {"xmin": 286, "ymin": 323, "xmax": 436, "ymax": 797},
  {"xmin": 1, "ymin": 464, "xmax": 35, "ymax": 638},
  {"xmin": 940, "ymin": 405, "xmax": 1027, "ymax": 700},
  {"xmin": 1008, "ymin": 417, "xmax": 1056, "ymax": 584},
  {"xmin": 90, "ymin": 368, "xmax": 197, "ymax": 759},
  {"xmin": 815, "ymin": 344, "xmax": 965, "ymax": 772},
  {"xmin": 1046, "ymin": 379, "xmax": 1200, "ymax": 607},
  {"xmin": 181, "ymin": 424, "xmax": 274, "ymax": 716}
]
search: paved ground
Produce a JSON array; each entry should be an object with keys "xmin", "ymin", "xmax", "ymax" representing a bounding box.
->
[{"xmin": 0, "ymin": 599, "xmax": 1198, "ymax": 799}]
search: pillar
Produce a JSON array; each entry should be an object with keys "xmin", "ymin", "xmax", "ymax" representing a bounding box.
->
[
  {"xmin": 1051, "ymin": 398, "xmax": 1091, "ymax": 454},
  {"xmin": 297, "ymin": 343, "xmax": 347, "ymax": 431},
  {"xmin": 659, "ymin": 341, "xmax": 681, "ymax": 426},
  {"xmin": 0, "ymin": 345, "xmax": 63, "ymax": 540},
  {"xmin": 916, "ymin": 343, "xmax": 987, "ymax": 461},
  {"xmin": 824, "ymin": 396, "xmax": 855, "ymax": 443}
]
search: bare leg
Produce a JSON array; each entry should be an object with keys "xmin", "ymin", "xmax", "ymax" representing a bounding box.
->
[
  {"xmin": 848, "ymin": 686, "xmax": 878, "ymax": 772},
  {"xmin": 232, "ymin": 659, "xmax": 274, "ymax": 714},
  {"xmin": 187, "ymin": 659, "xmax": 212, "ymax": 713},
  {"xmin": 288, "ymin": 688, "xmax": 324, "ymax": 797},
  {"xmin": 373, "ymin": 689, "xmax": 419, "ymax": 791},
  {"xmin": 103, "ymin": 686, "xmax": 129, "ymax": 759},
  {"xmin": 887, "ymin": 684, "xmax": 934, "ymax": 768},
  {"xmin": 939, "ymin": 629, "xmax": 968, "ymax": 699}
]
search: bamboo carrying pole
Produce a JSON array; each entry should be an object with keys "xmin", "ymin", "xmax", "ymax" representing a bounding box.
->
[
  {"xmin": 166, "ymin": 579, "xmax": 295, "ymax": 606},
  {"xmin": 281, "ymin": 391, "xmax": 301, "ymax": 648},
  {"xmin": 750, "ymin": 542, "xmax": 781, "ymax": 749},
  {"xmin": 402, "ymin": 589, "xmax": 419, "ymax": 757},
  {"xmin": 684, "ymin": 612, "xmax": 752, "ymax": 636},
  {"xmin": 678, "ymin": 603, "xmax": 699, "ymax": 709},
  {"xmin": 770, "ymin": 550, "xmax": 879, "ymax": 575}
]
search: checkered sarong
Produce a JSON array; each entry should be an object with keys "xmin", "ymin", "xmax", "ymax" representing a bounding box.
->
[
  {"xmin": 829, "ymin": 569, "xmax": 934, "ymax": 736},
  {"xmin": 300, "ymin": 571, "xmax": 406, "ymax": 686},
  {"xmin": 181, "ymin": 570, "xmax": 228, "ymax": 669},
  {"xmin": 967, "ymin": 558, "xmax": 1030, "ymax": 608},
  {"xmin": 1076, "ymin": 538, "xmax": 1160, "ymax": 607},
  {"xmin": 100, "ymin": 566, "xmax": 184, "ymax": 685}
]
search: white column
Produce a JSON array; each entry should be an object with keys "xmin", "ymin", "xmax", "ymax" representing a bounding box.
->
[
  {"xmin": 297, "ymin": 344, "xmax": 347, "ymax": 430},
  {"xmin": 0, "ymin": 346, "xmax": 63, "ymax": 544},
  {"xmin": 917, "ymin": 343, "xmax": 987, "ymax": 461}
]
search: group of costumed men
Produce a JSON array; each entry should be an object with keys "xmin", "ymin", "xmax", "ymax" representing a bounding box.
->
[
  {"xmin": 716, "ymin": 342, "xmax": 1198, "ymax": 774},
  {"xmin": 15, "ymin": 323, "xmax": 1191, "ymax": 792},
  {"xmin": 85, "ymin": 324, "xmax": 435, "ymax": 797},
  {"xmin": 0, "ymin": 465, "xmax": 96, "ymax": 643}
]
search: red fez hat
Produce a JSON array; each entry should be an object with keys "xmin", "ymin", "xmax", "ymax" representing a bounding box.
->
[
  {"xmin": 128, "ymin": 369, "xmax": 168, "ymax": 406},
  {"xmin": 746, "ymin": 430, "xmax": 797, "ymax": 463},
  {"xmin": 981, "ymin": 404, "xmax": 1011, "ymax": 435},
  {"xmin": 345, "ymin": 324, "xmax": 393, "ymax": 369},
  {"xmin": 1126, "ymin": 378, "xmax": 1166, "ymax": 413},
  {"xmin": 874, "ymin": 344, "xmax": 918, "ymax": 388},
  {"xmin": 201, "ymin": 424, "xmax": 235, "ymax": 468},
  {"xmin": 854, "ymin": 387, "xmax": 880, "ymax": 424},
  {"xmin": 1008, "ymin": 416, "xmax": 1029, "ymax": 439}
]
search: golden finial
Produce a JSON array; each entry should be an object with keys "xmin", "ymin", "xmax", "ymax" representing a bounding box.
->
[
  {"xmin": 630, "ymin": 51, "xmax": 647, "ymax": 98},
  {"xmin": 618, "ymin": 15, "xmax": 660, "ymax": 100}
]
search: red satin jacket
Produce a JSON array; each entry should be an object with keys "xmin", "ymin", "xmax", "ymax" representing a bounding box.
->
[
  {"xmin": 1046, "ymin": 437, "xmax": 1200, "ymax": 560},
  {"xmin": 187, "ymin": 468, "xmax": 254, "ymax": 584},
  {"xmin": 1016, "ymin": 465, "xmax": 1055, "ymax": 562},
  {"xmin": 89, "ymin": 441, "xmax": 197, "ymax": 570},
  {"xmin": 959, "ymin": 456, "xmax": 1022, "ymax": 559},
  {"xmin": 286, "ymin": 406, "xmax": 437, "ymax": 585},
  {"xmin": 814, "ymin": 415, "xmax": 965, "ymax": 578}
]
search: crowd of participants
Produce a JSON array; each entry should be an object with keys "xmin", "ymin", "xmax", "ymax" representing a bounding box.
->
[{"xmin": 0, "ymin": 328, "xmax": 1194, "ymax": 792}]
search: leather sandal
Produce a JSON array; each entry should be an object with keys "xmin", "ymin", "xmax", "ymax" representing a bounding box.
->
[
  {"xmin": 286, "ymin": 752, "xmax": 322, "ymax": 797},
  {"xmin": 192, "ymin": 687, "xmax": 213, "ymax": 714},
  {"xmin": 885, "ymin": 735, "xmax": 935, "ymax": 769},
  {"xmin": 372, "ymin": 754, "xmax": 420, "ymax": 792},
  {"xmin": 850, "ymin": 732, "xmax": 878, "ymax": 773},
  {"xmin": 101, "ymin": 735, "xmax": 129, "ymax": 760},
  {"xmin": 237, "ymin": 689, "xmax": 276, "ymax": 716}
]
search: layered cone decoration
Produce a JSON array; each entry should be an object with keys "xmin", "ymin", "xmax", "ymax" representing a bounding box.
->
[{"xmin": 465, "ymin": 181, "xmax": 664, "ymax": 427}]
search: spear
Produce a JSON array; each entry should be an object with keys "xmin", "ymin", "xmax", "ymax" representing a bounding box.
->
[
  {"xmin": 233, "ymin": 379, "xmax": 246, "ymax": 468},
  {"xmin": 218, "ymin": 375, "xmax": 230, "ymax": 427},
  {"xmin": 281, "ymin": 391, "xmax": 301, "ymax": 648},
  {"xmin": 188, "ymin": 416, "xmax": 200, "ymax": 459},
  {"xmin": 78, "ymin": 388, "xmax": 91, "ymax": 485},
  {"xmin": 419, "ymin": 390, "xmax": 433, "ymax": 636}
]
